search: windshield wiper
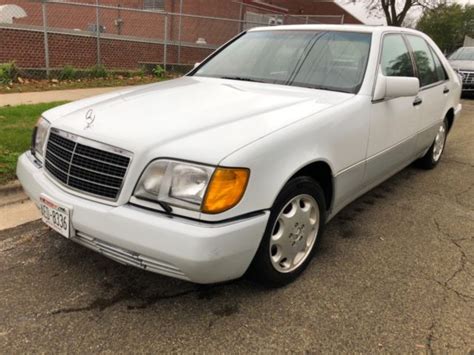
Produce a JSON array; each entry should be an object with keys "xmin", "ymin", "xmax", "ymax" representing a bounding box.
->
[
  {"xmin": 300, "ymin": 84, "xmax": 354, "ymax": 94},
  {"xmin": 219, "ymin": 76, "xmax": 264, "ymax": 83}
]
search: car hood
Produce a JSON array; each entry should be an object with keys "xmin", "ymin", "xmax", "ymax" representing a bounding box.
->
[
  {"xmin": 449, "ymin": 60, "xmax": 474, "ymax": 71},
  {"xmin": 44, "ymin": 76, "xmax": 353, "ymax": 165}
]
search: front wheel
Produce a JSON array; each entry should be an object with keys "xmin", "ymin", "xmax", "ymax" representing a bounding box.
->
[
  {"xmin": 247, "ymin": 177, "xmax": 326, "ymax": 287},
  {"xmin": 417, "ymin": 118, "xmax": 448, "ymax": 170}
]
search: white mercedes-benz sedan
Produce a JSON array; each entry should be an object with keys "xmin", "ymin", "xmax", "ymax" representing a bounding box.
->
[{"xmin": 17, "ymin": 25, "xmax": 462, "ymax": 287}]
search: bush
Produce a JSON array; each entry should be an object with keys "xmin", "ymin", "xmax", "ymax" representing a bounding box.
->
[
  {"xmin": 0, "ymin": 62, "xmax": 18, "ymax": 84},
  {"xmin": 58, "ymin": 65, "xmax": 78, "ymax": 80},
  {"xmin": 89, "ymin": 65, "xmax": 108, "ymax": 79},
  {"xmin": 152, "ymin": 64, "xmax": 165, "ymax": 78}
]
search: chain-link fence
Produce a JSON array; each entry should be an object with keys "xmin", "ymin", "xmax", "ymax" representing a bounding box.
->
[{"xmin": 0, "ymin": 0, "xmax": 346, "ymax": 75}]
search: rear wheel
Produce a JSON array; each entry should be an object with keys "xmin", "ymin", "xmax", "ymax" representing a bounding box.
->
[
  {"xmin": 417, "ymin": 118, "xmax": 448, "ymax": 169},
  {"xmin": 248, "ymin": 176, "xmax": 326, "ymax": 287}
]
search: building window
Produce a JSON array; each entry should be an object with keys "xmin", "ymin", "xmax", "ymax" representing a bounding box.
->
[{"xmin": 144, "ymin": 0, "xmax": 165, "ymax": 11}]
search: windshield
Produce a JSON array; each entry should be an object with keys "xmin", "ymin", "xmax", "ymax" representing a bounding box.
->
[
  {"xmin": 449, "ymin": 47, "xmax": 474, "ymax": 61},
  {"xmin": 193, "ymin": 30, "xmax": 372, "ymax": 94}
]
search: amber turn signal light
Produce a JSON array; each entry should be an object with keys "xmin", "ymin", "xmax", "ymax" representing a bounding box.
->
[{"xmin": 202, "ymin": 167, "xmax": 250, "ymax": 214}]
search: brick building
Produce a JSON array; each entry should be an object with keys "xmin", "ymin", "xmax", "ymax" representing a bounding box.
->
[{"xmin": 0, "ymin": 0, "xmax": 363, "ymax": 71}]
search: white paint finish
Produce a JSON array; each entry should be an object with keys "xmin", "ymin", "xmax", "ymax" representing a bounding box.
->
[
  {"xmin": 449, "ymin": 59, "xmax": 474, "ymax": 72},
  {"xmin": 365, "ymin": 94, "xmax": 420, "ymax": 186},
  {"xmin": 43, "ymin": 77, "xmax": 352, "ymax": 208},
  {"xmin": 220, "ymin": 95, "xmax": 370, "ymax": 221},
  {"xmin": 17, "ymin": 152, "xmax": 268, "ymax": 284},
  {"xmin": 44, "ymin": 77, "xmax": 349, "ymax": 165},
  {"xmin": 373, "ymin": 74, "xmax": 420, "ymax": 101},
  {"xmin": 17, "ymin": 25, "xmax": 463, "ymax": 282}
]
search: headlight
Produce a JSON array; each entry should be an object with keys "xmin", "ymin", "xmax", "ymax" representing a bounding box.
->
[
  {"xmin": 32, "ymin": 117, "xmax": 50, "ymax": 159},
  {"xmin": 134, "ymin": 159, "xmax": 249, "ymax": 213}
]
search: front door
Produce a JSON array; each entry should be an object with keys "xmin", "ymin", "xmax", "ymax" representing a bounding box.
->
[{"xmin": 365, "ymin": 33, "xmax": 421, "ymax": 187}]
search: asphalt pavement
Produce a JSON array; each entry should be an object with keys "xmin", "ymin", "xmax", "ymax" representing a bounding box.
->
[{"xmin": 1, "ymin": 99, "xmax": 473, "ymax": 353}]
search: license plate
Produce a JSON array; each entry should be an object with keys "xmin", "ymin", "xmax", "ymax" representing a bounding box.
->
[{"xmin": 39, "ymin": 195, "xmax": 71, "ymax": 238}]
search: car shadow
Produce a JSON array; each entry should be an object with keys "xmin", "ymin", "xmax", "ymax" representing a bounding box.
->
[{"xmin": 40, "ymin": 164, "xmax": 427, "ymax": 315}]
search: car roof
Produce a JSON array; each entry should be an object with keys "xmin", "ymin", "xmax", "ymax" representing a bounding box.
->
[{"xmin": 248, "ymin": 24, "xmax": 425, "ymax": 36}]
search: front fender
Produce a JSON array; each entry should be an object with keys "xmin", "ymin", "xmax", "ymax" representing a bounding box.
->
[{"xmin": 213, "ymin": 95, "xmax": 371, "ymax": 223}]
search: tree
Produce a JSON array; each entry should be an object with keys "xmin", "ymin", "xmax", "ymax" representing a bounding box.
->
[
  {"xmin": 352, "ymin": 0, "xmax": 441, "ymax": 26},
  {"xmin": 417, "ymin": 4, "xmax": 474, "ymax": 54}
]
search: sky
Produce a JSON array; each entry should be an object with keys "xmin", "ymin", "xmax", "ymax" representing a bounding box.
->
[{"xmin": 336, "ymin": 0, "xmax": 473, "ymax": 25}]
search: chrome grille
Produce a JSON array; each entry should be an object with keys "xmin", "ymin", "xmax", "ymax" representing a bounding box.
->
[
  {"xmin": 460, "ymin": 71, "xmax": 474, "ymax": 84},
  {"xmin": 44, "ymin": 129, "xmax": 131, "ymax": 200}
]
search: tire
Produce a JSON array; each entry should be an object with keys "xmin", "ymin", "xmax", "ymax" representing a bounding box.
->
[
  {"xmin": 417, "ymin": 118, "xmax": 448, "ymax": 170},
  {"xmin": 247, "ymin": 176, "xmax": 326, "ymax": 288}
]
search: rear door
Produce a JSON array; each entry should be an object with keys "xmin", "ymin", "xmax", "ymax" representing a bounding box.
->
[
  {"xmin": 365, "ymin": 33, "xmax": 420, "ymax": 187},
  {"xmin": 404, "ymin": 35, "xmax": 449, "ymax": 154}
]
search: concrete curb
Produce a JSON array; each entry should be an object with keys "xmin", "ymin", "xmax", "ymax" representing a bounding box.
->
[
  {"xmin": 0, "ymin": 180, "xmax": 23, "ymax": 197},
  {"xmin": 0, "ymin": 181, "xmax": 29, "ymax": 208},
  {"xmin": 0, "ymin": 180, "xmax": 40, "ymax": 230}
]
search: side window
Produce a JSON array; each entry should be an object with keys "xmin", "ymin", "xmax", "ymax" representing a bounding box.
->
[
  {"xmin": 406, "ymin": 35, "xmax": 439, "ymax": 87},
  {"xmin": 429, "ymin": 47, "xmax": 448, "ymax": 81},
  {"xmin": 380, "ymin": 34, "xmax": 414, "ymax": 77}
]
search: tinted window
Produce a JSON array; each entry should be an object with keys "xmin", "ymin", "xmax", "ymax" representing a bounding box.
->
[
  {"xmin": 194, "ymin": 30, "xmax": 372, "ymax": 93},
  {"xmin": 406, "ymin": 35, "xmax": 439, "ymax": 87},
  {"xmin": 380, "ymin": 34, "xmax": 414, "ymax": 77},
  {"xmin": 429, "ymin": 47, "xmax": 448, "ymax": 81}
]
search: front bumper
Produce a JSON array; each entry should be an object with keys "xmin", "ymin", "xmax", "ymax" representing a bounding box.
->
[
  {"xmin": 454, "ymin": 103, "xmax": 463, "ymax": 120},
  {"xmin": 17, "ymin": 152, "xmax": 269, "ymax": 284}
]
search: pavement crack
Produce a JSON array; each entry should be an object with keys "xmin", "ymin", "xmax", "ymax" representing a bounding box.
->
[
  {"xmin": 425, "ymin": 318, "xmax": 436, "ymax": 353},
  {"xmin": 444, "ymin": 159, "xmax": 474, "ymax": 168},
  {"xmin": 432, "ymin": 219, "xmax": 473, "ymax": 302},
  {"xmin": 454, "ymin": 183, "xmax": 474, "ymax": 208}
]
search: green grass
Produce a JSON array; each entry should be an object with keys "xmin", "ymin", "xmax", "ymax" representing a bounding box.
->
[{"xmin": 0, "ymin": 101, "xmax": 67, "ymax": 184}]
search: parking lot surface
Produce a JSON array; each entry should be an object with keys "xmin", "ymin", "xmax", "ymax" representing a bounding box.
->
[{"xmin": 1, "ymin": 99, "xmax": 473, "ymax": 353}]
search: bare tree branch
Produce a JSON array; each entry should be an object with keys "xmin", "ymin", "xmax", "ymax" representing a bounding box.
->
[{"xmin": 346, "ymin": 0, "xmax": 442, "ymax": 26}]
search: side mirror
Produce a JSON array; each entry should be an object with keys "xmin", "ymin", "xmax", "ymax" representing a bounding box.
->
[
  {"xmin": 194, "ymin": 62, "xmax": 201, "ymax": 69},
  {"xmin": 373, "ymin": 72, "xmax": 420, "ymax": 101}
]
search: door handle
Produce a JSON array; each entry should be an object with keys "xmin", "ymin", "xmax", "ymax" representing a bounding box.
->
[
  {"xmin": 443, "ymin": 87, "xmax": 450, "ymax": 94},
  {"xmin": 413, "ymin": 97, "xmax": 423, "ymax": 106}
]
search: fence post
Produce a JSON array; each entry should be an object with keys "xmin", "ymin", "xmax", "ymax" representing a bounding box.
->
[
  {"xmin": 42, "ymin": 0, "xmax": 50, "ymax": 78},
  {"xmin": 96, "ymin": 0, "xmax": 101, "ymax": 66},
  {"xmin": 306, "ymin": 15, "xmax": 309, "ymax": 24},
  {"xmin": 164, "ymin": 14, "xmax": 168, "ymax": 72},
  {"xmin": 239, "ymin": 2, "xmax": 243, "ymax": 32},
  {"xmin": 177, "ymin": 0, "xmax": 183, "ymax": 64},
  {"xmin": 340, "ymin": 14, "xmax": 345, "ymax": 24}
]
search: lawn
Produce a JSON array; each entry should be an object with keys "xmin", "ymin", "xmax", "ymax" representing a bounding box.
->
[{"xmin": 0, "ymin": 102, "xmax": 67, "ymax": 184}]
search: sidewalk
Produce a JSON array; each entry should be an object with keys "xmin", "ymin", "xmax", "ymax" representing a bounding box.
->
[
  {"xmin": 0, "ymin": 86, "xmax": 129, "ymax": 107},
  {"xmin": 0, "ymin": 181, "xmax": 40, "ymax": 230}
]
